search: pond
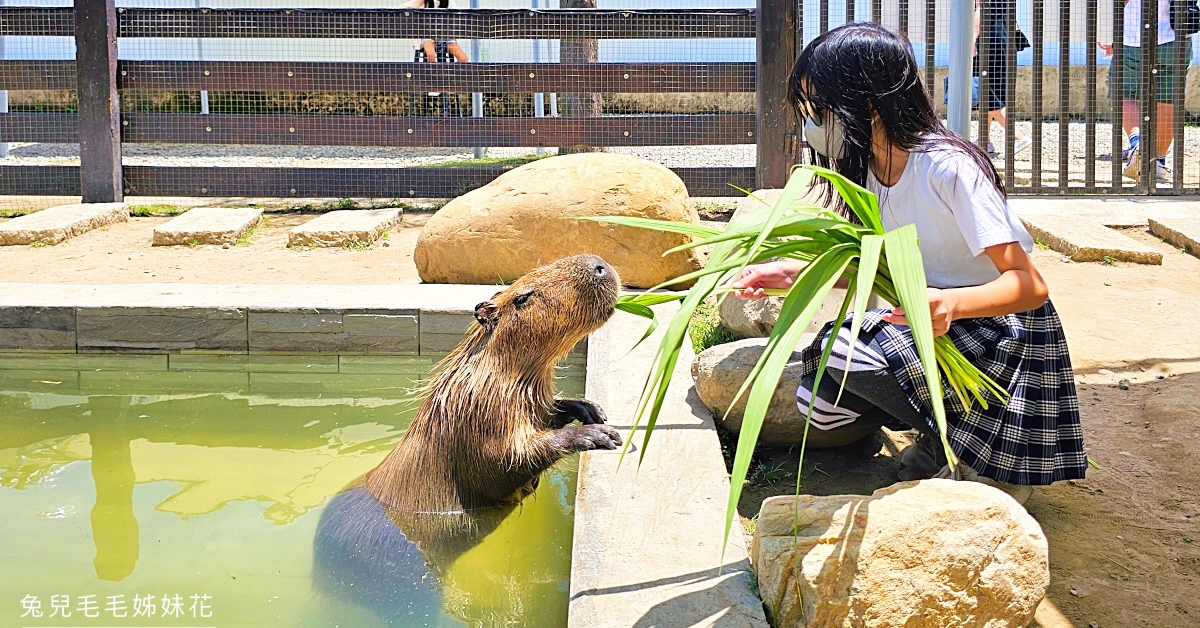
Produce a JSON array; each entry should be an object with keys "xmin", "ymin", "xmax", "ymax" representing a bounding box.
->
[{"xmin": 0, "ymin": 355, "xmax": 585, "ymax": 628}]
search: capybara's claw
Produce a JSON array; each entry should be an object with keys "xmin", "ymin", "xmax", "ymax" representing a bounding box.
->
[
  {"xmin": 552, "ymin": 398, "xmax": 609, "ymax": 426},
  {"xmin": 572, "ymin": 424, "xmax": 622, "ymax": 451}
]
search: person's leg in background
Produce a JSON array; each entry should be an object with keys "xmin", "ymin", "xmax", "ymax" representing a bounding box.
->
[
  {"xmin": 986, "ymin": 107, "xmax": 1031, "ymax": 156},
  {"xmin": 446, "ymin": 41, "xmax": 469, "ymax": 63}
]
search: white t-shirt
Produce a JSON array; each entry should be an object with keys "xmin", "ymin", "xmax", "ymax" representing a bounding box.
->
[
  {"xmin": 1124, "ymin": 0, "xmax": 1175, "ymax": 47},
  {"xmin": 866, "ymin": 148, "xmax": 1034, "ymax": 290}
]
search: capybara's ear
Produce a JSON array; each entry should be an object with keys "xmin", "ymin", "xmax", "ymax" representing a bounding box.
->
[{"xmin": 474, "ymin": 300, "xmax": 498, "ymax": 331}]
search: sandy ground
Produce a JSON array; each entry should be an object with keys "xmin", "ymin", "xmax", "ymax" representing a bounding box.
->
[
  {"xmin": 0, "ymin": 213, "xmax": 1198, "ymax": 626},
  {"xmin": 0, "ymin": 212, "xmax": 429, "ymax": 285}
]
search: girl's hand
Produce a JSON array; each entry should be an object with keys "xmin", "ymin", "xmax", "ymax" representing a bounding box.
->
[
  {"xmin": 730, "ymin": 260, "xmax": 804, "ymax": 299},
  {"xmin": 1097, "ymin": 41, "xmax": 1114, "ymax": 58},
  {"xmin": 881, "ymin": 288, "xmax": 957, "ymax": 337}
]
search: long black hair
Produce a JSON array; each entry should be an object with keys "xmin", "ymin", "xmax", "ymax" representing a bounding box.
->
[{"xmin": 789, "ymin": 22, "xmax": 1004, "ymax": 217}]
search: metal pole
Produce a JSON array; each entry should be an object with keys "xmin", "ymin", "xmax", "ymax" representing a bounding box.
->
[
  {"xmin": 947, "ymin": 0, "xmax": 974, "ymax": 137},
  {"xmin": 532, "ymin": 0, "xmax": 545, "ymax": 156},
  {"xmin": 470, "ymin": 0, "xmax": 485, "ymax": 159},
  {"xmin": 0, "ymin": 0, "xmax": 8, "ymax": 158},
  {"xmin": 196, "ymin": 0, "xmax": 209, "ymax": 114}
]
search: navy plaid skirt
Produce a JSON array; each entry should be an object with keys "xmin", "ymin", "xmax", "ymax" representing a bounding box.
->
[{"xmin": 799, "ymin": 299, "xmax": 1087, "ymax": 486}]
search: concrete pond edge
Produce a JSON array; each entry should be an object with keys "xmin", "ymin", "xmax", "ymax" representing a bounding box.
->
[{"xmin": 0, "ymin": 283, "xmax": 766, "ymax": 627}]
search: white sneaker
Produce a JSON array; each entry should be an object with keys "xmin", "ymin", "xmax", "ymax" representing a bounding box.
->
[
  {"xmin": 1123, "ymin": 147, "xmax": 1141, "ymax": 181},
  {"xmin": 1155, "ymin": 158, "xmax": 1173, "ymax": 183}
]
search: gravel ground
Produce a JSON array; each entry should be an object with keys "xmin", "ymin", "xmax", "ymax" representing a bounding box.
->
[{"xmin": 5, "ymin": 119, "xmax": 1200, "ymax": 211}]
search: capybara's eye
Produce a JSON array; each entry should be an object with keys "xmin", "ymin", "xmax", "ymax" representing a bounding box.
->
[{"xmin": 514, "ymin": 291, "xmax": 534, "ymax": 306}]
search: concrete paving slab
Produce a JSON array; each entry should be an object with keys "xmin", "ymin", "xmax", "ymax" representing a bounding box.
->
[
  {"xmin": 1148, "ymin": 214, "xmax": 1200, "ymax": 258},
  {"xmin": 152, "ymin": 207, "xmax": 262, "ymax": 246},
  {"xmin": 288, "ymin": 208, "xmax": 402, "ymax": 248},
  {"xmin": 0, "ymin": 202, "xmax": 127, "ymax": 245},
  {"xmin": 1009, "ymin": 197, "xmax": 1200, "ymax": 228},
  {"xmin": 569, "ymin": 306, "xmax": 768, "ymax": 628},
  {"xmin": 1020, "ymin": 214, "xmax": 1163, "ymax": 264}
]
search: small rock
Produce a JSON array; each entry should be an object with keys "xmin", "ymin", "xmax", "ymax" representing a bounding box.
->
[
  {"xmin": 1103, "ymin": 280, "xmax": 1112, "ymax": 286},
  {"xmin": 1089, "ymin": 622, "xmax": 1099, "ymax": 628},
  {"xmin": 1061, "ymin": 256, "xmax": 1071, "ymax": 263},
  {"xmin": 221, "ymin": 243, "xmax": 230, "ymax": 249},
  {"xmin": 1144, "ymin": 422, "xmax": 1151, "ymax": 428},
  {"xmin": 692, "ymin": 337, "xmax": 877, "ymax": 447},
  {"xmin": 383, "ymin": 241, "xmax": 390, "ymax": 247},
  {"xmin": 1097, "ymin": 369, "xmax": 1114, "ymax": 376},
  {"xmin": 1156, "ymin": 374, "xmax": 1166, "ymax": 380},
  {"xmin": 1118, "ymin": 379, "xmax": 1130, "ymax": 390},
  {"xmin": 1070, "ymin": 587, "xmax": 1079, "ymax": 596}
]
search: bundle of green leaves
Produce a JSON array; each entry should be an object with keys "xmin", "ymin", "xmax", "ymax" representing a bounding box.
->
[{"xmin": 580, "ymin": 164, "xmax": 1009, "ymax": 550}]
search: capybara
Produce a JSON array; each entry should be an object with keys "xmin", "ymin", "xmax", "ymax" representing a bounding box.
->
[{"xmin": 314, "ymin": 254, "xmax": 623, "ymax": 625}]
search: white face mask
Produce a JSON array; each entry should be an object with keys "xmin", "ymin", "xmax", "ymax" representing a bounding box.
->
[{"xmin": 803, "ymin": 116, "xmax": 846, "ymax": 160}]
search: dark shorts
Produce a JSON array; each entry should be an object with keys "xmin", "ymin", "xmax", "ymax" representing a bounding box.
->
[{"xmin": 1109, "ymin": 39, "xmax": 1194, "ymax": 103}]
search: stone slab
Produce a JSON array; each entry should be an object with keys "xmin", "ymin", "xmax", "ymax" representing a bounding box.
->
[
  {"xmin": 152, "ymin": 207, "xmax": 263, "ymax": 246},
  {"xmin": 288, "ymin": 208, "xmax": 402, "ymax": 248},
  {"xmin": 0, "ymin": 305, "xmax": 76, "ymax": 351},
  {"xmin": 1009, "ymin": 197, "xmax": 1200, "ymax": 228},
  {"xmin": 248, "ymin": 308, "xmax": 418, "ymax": 354},
  {"xmin": 568, "ymin": 306, "xmax": 768, "ymax": 628},
  {"xmin": 1020, "ymin": 214, "xmax": 1163, "ymax": 264},
  {"xmin": 1148, "ymin": 214, "xmax": 1200, "ymax": 258},
  {"xmin": 76, "ymin": 307, "xmax": 248, "ymax": 352},
  {"xmin": 0, "ymin": 202, "xmax": 128, "ymax": 245}
]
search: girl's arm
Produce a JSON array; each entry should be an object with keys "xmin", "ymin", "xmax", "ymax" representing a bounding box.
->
[{"xmin": 882, "ymin": 241, "xmax": 1049, "ymax": 336}]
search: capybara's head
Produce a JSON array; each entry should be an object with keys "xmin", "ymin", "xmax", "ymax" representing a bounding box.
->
[{"xmin": 471, "ymin": 254, "xmax": 620, "ymax": 365}]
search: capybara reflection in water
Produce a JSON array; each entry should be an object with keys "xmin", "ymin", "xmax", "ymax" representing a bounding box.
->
[{"xmin": 314, "ymin": 254, "xmax": 623, "ymax": 625}]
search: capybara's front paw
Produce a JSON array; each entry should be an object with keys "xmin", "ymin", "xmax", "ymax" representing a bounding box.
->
[
  {"xmin": 568, "ymin": 424, "xmax": 623, "ymax": 452},
  {"xmin": 552, "ymin": 398, "xmax": 608, "ymax": 427}
]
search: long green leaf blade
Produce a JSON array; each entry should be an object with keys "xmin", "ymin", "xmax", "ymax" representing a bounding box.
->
[
  {"xmin": 721, "ymin": 245, "xmax": 856, "ymax": 558},
  {"xmin": 883, "ymin": 224, "xmax": 959, "ymax": 474},
  {"xmin": 836, "ymin": 234, "xmax": 884, "ymax": 403}
]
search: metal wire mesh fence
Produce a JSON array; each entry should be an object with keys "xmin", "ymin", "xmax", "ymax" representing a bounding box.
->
[
  {"xmin": 792, "ymin": 0, "xmax": 1199, "ymax": 195},
  {"xmin": 1, "ymin": 0, "xmax": 1198, "ymax": 211},
  {"xmin": 0, "ymin": 0, "xmax": 757, "ymax": 209}
]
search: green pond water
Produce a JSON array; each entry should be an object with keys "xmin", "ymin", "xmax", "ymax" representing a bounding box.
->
[{"xmin": 0, "ymin": 355, "xmax": 586, "ymax": 628}]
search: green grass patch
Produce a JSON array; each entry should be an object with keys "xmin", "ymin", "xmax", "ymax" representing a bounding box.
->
[
  {"xmin": 687, "ymin": 299, "xmax": 737, "ymax": 355},
  {"xmin": 0, "ymin": 208, "xmax": 36, "ymax": 218},
  {"xmin": 1102, "ymin": 255, "xmax": 1119, "ymax": 265},
  {"xmin": 1035, "ymin": 239, "xmax": 1051, "ymax": 250},
  {"xmin": 420, "ymin": 155, "xmax": 547, "ymax": 170},
  {"xmin": 129, "ymin": 204, "xmax": 188, "ymax": 217}
]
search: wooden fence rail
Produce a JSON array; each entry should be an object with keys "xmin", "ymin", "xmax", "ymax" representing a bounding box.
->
[{"xmin": 0, "ymin": 61, "xmax": 756, "ymax": 93}]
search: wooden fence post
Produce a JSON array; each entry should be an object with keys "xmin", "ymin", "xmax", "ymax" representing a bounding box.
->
[
  {"xmin": 75, "ymin": 0, "xmax": 123, "ymax": 203},
  {"xmin": 756, "ymin": 0, "xmax": 797, "ymax": 190}
]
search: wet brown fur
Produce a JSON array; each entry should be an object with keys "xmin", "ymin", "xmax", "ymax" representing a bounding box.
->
[{"xmin": 364, "ymin": 254, "xmax": 622, "ymax": 515}]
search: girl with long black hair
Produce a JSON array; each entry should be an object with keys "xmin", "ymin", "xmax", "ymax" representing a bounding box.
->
[{"xmin": 733, "ymin": 22, "xmax": 1086, "ymax": 502}]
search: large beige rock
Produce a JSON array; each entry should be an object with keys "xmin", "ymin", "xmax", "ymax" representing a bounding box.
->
[
  {"xmin": 752, "ymin": 479, "xmax": 1049, "ymax": 628},
  {"xmin": 692, "ymin": 337, "xmax": 878, "ymax": 448},
  {"xmin": 413, "ymin": 153, "xmax": 703, "ymax": 288}
]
